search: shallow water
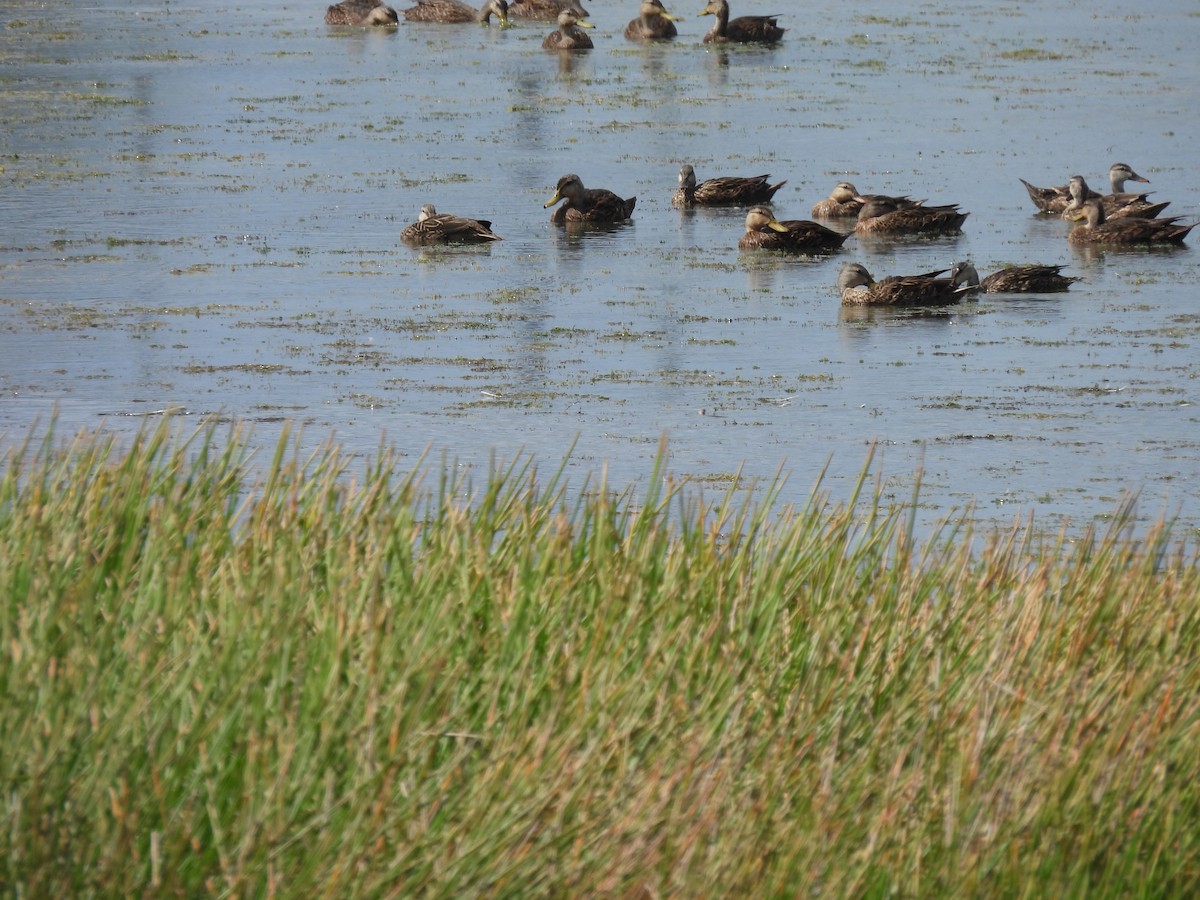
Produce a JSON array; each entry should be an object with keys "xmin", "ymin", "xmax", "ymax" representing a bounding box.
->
[{"xmin": 2, "ymin": 0, "xmax": 1198, "ymax": 538}]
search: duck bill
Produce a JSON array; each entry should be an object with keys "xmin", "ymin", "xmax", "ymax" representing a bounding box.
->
[
  {"xmin": 544, "ymin": 191, "xmax": 565, "ymax": 209},
  {"xmin": 766, "ymin": 221, "xmax": 790, "ymax": 233},
  {"xmin": 576, "ymin": 18, "xmax": 595, "ymax": 27}
]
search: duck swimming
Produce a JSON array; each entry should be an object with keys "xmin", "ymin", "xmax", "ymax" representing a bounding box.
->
[
  {"xmin": 401, "ymin": 204, "xmax": 502, "ymax": 244},
  {"xmin": 1021, "ymin": 162, "xmax": 1161, "ymax": 216},
  {"xmin": 402, "ymin": 0, "xmax": 508, "ymax": 24},
  {"xmin": 672, "ymin": 164, "xmax": 786, "ymax": 207},
  {"xmin": 950, "ymin": 261, "xmax": 1078, "ymax": 294},
  {"xmin": 325, "ymin": 0, "xmax": 399, "ymax": 25},
  {"xmin": 542, "ymin": 8, "xmax": 595, "ymax": 48},
  {"xmin": 854, "ymin": 195, "xmax": 967, "ymax": 236},
  {"xmin": 738, "ymin": 206, "xmax": 848, "ymax": 252},
  {"xmin": 508, "ymin": 0, "xmax": 587, "ymax": 20},
  {"xmin": 810, "ymin": 183, "xmax": 865, "ymax": 219},
  {"xmin": 625, "ymin": 0, "xmax": 681, "ymax": 39},
  {"xmin": 837, "ymin": 262, "xmax": 960, "ymax": 307},
  {"xmin": 1061, "ymin": 171, "xmax": 1170, "ymax": 221},
  {"xmin": 1066, "ymin": 199, "xmax": 1195, "ymax": 247},
  {"xmin": 698, "ymin": 0, "xmax": 784, "ymax": 44},
  {"xmin": 545, "ymin": 173, "xmax": 636, "ymax": 224}
]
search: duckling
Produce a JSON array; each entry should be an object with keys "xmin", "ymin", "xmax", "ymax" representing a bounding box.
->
[
  {"xmin": 854, "ymin": 195, "xmax": 967, "ymax": 236},
  {"xmin": 837, "ymin": 262, "xmax": 960, "ymax": 307},
  {"xmin": 672, "ymin": 164, "xmax": 787, "ymax": 208},
  {"xmin": 950, "ymin": 260, "xmax": 1078, "ymax": 294},
  {"xmin": 810, "ymin": 182, "xmax": 866, "ymax": 219},
  {"xmin": 401, "ymin": 204, "xmax": 502, "ymax": 244},
  {"xmin": 625, "ymin": 0, "xmax": 681, "ymax": 39},
  {"xmin": 542, "ymin": 8, "xmax": 595, "ymax": 48},
  {"xmin": 325, "ymin": 0, "xmax": 399, "ymax": 25},
  {"xmin": 545, "ymin": 173, "xmax": 636, "ymax": 224},
  {"xmin": 509, "ymin": 0, "xmax": 587, "ymax": 18},
  {"xmin": 1067, "ymin": 199, "xmax": 1195, "ymax": 247},
  {"xmin": 738, "ymin": 206, "xmax": 848, "ymax": 252},
  {"xmin": 1061, "ymin": 172, "xmax": 1170, "ymax": 221},
  {"xmin": 698, "ymin": 0, "xmax": 784, "ymax": 44},
  {"xmin": 402, "ymin": 0, "xmax": 508, "ymax": 24}
]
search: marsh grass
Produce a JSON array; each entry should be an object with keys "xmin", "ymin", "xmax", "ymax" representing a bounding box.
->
[{"xmin": 2, "ymin": 419, "xmax": 1199, "ymax": 896}]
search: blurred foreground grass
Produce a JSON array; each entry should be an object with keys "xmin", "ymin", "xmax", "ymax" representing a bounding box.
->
[{"xmin": 2, "ymin": 419, "xmax": 1198, "ymax": 896}]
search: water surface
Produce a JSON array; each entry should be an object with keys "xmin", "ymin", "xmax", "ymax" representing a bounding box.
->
[{"xmin": 2, "ymin": 0, "xmax": 1198, "ymax": 538}]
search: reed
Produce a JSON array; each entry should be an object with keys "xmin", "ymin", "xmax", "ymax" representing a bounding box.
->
[{"xmin": 2, "ymin": 418, "xmax": 1198, "ymax": 896}]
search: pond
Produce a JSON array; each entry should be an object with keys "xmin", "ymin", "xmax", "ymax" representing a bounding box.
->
[{"xmin": 1, "ymin": 0, "xmax": 1198, "ymax": 539}]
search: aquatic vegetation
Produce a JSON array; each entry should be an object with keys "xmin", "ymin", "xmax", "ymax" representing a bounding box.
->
[{"xmin": 2, "ymin": 420, "xmax": 1199, "ymax": 895}]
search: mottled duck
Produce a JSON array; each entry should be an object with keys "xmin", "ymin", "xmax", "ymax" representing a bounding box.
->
[
  {"xmin": 545, "ymin": 173, "xmax": 636, "ymax": 224},
  {"xmin": 672, "ymin": 164, "xmax": 786, "ymax": 207}
]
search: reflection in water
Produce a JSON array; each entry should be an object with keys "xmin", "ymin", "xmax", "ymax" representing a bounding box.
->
[{"xmin": 704, "ymin": 46, "xmax": 730, "ymax": 88}]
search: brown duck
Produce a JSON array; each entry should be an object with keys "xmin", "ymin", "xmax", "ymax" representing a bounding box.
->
[
  {"xmin": 508, "ymin": 0, "xmax": 587, "ymax": 19},
  {"xmin": 1061, "ymin": 169, "xmax": 1170, "ymax": 221},
  {"xmin": 672, "ymin": 164, "xmax": 787, "ymax": 207},
  {"xmin": 738, "ymin": 206, "xmax": 848, "ymax": 252},
  {"xmin": 542, "ymin": 9, "xmax": 595, "ymax": 48},
  {"xmin": 837, "ymin": 262, "xmax": 960, "ymax": 307},
  {"xmin": 698, "ymin": 0, "xmax": 783, "ymax": 44},
  {"xmin": 810, "ymin": 182, "xmax": 866, "ymax": 219},
  {"xmin": 1067, "ymin": 199, "xmax": 1195, "ymax": 247},
  {"xmin": 854, "ymin": 195, "xmax": 967, "ymax": 236},
  {"xmin": 545, "ymin": 174, "xmax": 636, "ymax": 224},
  {"xmin": 401, "ymin": 204, "xmax": 502, "ymax": 244},
  {"xmin": 325, "ymin": 0, "xmax": 399, "ymax": 25},
  {"xmin": 625, "ymin": 0, "xmax": 681, "ymax": 40},
  {"xmin": 402, "ymin": 0, "xmax": 508, "ymax": 24},
  {"xmin": 950, "ymin": 261, "xmax": 1078, "ymax": 294}
]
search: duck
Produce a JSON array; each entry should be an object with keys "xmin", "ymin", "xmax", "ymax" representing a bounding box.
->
[
  {"xmin": 672, "ymin": 164, "xmax": 787, "ymax": 207},
  {"xmin": 698, "ymin": 0, "xmax": 784, "ymax": 44},
  {"xmin": 1066, "ymin": 199, "xmax": 1195, "ymax": 247},
  {"xmin": 1061, "ymin": 172, "xmax": 1170, "ymax": 221},
  {"xmin": 949, "ymin": 260, "xmax": 1078, "ymax": 294},
  {"xmin": 508, "ymin": 0, "xmax": 587, "ymax": 20},
  {"xmin": 810, "ymin": 182, "xmax": 866, "ymax": 219},
  {"xmin": 854, "ymin": 195, "xmax": 967, "ymax": 236},
  {"xmin": 1020, "ymin": 163, "xmax": 1162, "ymax": 216},
  {"xmin": 325, "ymin": 0, "xmax": 399, "ymax": 25},
  {"xmin": 837, "ymin": 262, "xmax": 960, "ymax": 307},
  {"xmin": 401, "ymin": 204, "xmax": 502, "ymax": 244},
  {"xmin": 545, "ymin": 174, "xmax": 636, "ymax": 224},
  {"xmin": 738, "ymin": 206, "xmax": 848, "ymax": 252},
  {"xmin": 625, "ymin": 0, "xmax": 681, "ymax": 40},
  {"xmin": 402, "ymin": 0, "xmax": 508, "ymax": 24},
  {"xmin": 1019, "ymin": 176, "xmax": 1083, "ymax": 215},
  {"xmin": 542, "ymin": 8, "xmax": 595, "ymax": 48}
]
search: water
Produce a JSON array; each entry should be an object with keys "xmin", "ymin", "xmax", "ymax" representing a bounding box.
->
[{"xmin": 1, "ymin": 0, "xmax": 1198, "ymax": 538}]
